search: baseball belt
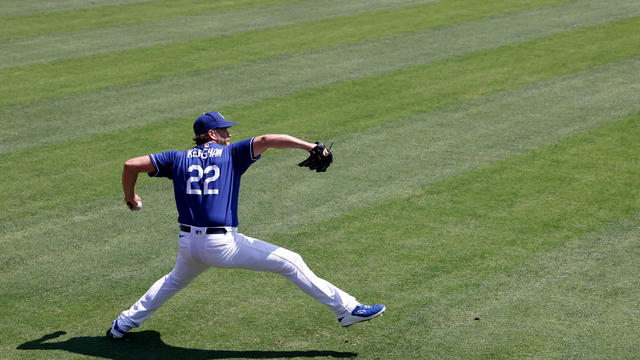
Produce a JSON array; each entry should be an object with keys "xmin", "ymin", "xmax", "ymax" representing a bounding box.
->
[{"xmin": 179, "ymin": 225, "xmax": 227, "ymax": 234}]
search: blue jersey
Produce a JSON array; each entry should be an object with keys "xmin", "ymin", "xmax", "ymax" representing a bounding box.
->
[{"xmin": 148, "ymin": 138, "xmax": 260, "ymax": 227}]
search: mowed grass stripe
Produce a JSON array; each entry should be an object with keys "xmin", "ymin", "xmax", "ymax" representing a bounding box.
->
[
  {"xmin": 0, "ymin": 0, "xmax": 565, "ymax": 107},
  {"xmin": 0, "ymin": 0, "xmax": 297, "ymax": 41},
  {"xmin": 2, "ymin": 22, "xmax": 640, "ymax": 223},
  {"xmin": 1, "ymin": 0, "xmax": 149, "ymax": 18},
  {"xmin": 268, "ymin": 115, "xmax": 640, "ymax": 358},
  {"xmin": 3, "ymin": 3, "xmax": 640, "ymax": 153},
  {"xmin": 0, "ymin": 0, "xmax": 436, "ymax": 69}
]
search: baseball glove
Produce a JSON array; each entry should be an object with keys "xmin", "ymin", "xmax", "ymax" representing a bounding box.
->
[{"xmin": 298, "ymin": 142, "xmax": 333, "ymax": 172}]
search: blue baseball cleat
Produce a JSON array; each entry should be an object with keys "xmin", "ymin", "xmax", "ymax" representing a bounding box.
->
[{"xmin": 338, "ymin": 304, "xmax": 386, "ymax": 327}]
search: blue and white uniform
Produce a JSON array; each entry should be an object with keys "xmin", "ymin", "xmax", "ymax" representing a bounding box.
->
[{"xmin": 115, "ymin": 139, "xmax": 358, "ymax": 331}]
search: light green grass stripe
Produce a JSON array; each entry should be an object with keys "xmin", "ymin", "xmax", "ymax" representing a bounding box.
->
[
  {"xmin": 0, "ymin": 0, "xmax": 149, "ymax": 18},
  {"xmin": 2, "ymin": 0, "xmax": 639, "ymax": 154},
  {"xmin": 0, "ymin": 0, "xmax": 297, "ymax": 40},
  {"xmin": 0, "ymin": 0, "xmax": 565, "ymax": 107},
  {"xmin": 3, "ymin": 55, "xmax": 639, "ymax": 242},
  {"xmin": 0, "ymin": 0, "xmax": 437, "ymax": 69}
]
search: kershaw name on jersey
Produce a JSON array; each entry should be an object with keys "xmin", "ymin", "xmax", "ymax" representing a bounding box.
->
[{"xmin": 187, "ymin": 147, "xmax": 223, "ymax": 159}]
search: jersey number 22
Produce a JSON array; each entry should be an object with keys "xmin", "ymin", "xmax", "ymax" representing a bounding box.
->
[{"xmin": 186, "ymin": 165, "xmax": 220, "ymax": 195}]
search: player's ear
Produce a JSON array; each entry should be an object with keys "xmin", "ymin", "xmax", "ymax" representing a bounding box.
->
[{"xmin": 207, "ymin": 129, "xmax": 217, "ymax": 141}]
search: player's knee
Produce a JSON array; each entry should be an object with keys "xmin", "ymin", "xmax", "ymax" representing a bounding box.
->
[
  {"xmin": 281, "ymin": 251, "xmax": 309, "ymax": 274},
  {"xmin": 286, "ymin": 250, "xmax": 304, "ymax": 265}
]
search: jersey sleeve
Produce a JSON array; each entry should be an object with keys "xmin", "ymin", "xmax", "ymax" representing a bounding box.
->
[
  {"xmin": 148, "ymin": 150, "xmax": 178, "ymax": 179},
  {"xmin": 231, "ymin": 138, "xmax": 261, "ymax": 174}
]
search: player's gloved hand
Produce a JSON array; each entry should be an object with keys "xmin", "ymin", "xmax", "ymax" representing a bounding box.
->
[{"xmin": 298, "ymin": 142, "xmax": 333, "ymax": 172}]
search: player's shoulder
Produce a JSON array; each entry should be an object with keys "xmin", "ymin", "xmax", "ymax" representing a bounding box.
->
[
  {"xmin": 233, "ymin": 137, "xmax": 256, "ymax": 148},
  {"xmin": 231, "ymin": 138, "xmax": 261, "ymax": 163},
  {"xmin": 150, "ymin": 149, "xmax": 179, "ymax": 163}
]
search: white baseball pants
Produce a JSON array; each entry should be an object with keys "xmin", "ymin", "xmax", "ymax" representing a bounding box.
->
[{"xmin": 116, "ymin": 227, "xmax": 359, "ymax": 331}]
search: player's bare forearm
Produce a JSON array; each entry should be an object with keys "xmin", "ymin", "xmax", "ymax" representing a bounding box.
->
[
  {"xmin": 252, "ymin": 134, "xmax": 315, "ymax": 156},
  {"xmin": 122, "ymin": 155, "xmax": 155, "ymax": 210}
]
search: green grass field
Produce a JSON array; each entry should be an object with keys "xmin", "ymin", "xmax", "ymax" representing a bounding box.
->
[{"xmin": 2, "ymin": 0, "xmax": 639, "ymax": 359}]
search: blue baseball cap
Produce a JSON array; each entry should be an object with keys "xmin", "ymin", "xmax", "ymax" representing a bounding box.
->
[{"xmin": 193, "ymin": 111, "xmax": 237, "ymax": 134}]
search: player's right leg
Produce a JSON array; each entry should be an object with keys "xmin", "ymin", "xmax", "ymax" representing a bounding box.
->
[{"xmin": 108, "ymin": 234, "xmax": 207, "ymax": 339}]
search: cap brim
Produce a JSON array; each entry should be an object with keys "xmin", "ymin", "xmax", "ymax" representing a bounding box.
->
[{"xmin": 218, "ymin": 121, "xmax": 237, "ymax": 128}]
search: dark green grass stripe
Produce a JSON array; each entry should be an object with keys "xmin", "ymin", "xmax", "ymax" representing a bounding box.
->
[
  {"xmin": 0, "ymin": 0, "xmax": 565, "ymax": 107},
  {"xmin": 0, "ymin": 0, "xmax": 297, "ymax": 41}
]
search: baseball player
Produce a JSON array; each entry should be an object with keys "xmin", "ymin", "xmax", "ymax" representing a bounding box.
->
[{"xmin": 107, "ymin": 111, "xmax": 385, "ymax": 339}]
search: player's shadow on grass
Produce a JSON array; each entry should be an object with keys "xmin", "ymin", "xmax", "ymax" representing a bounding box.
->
[{"xmin": 17, "ymin": 331, "xmax": 358, "ymax": 359}]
